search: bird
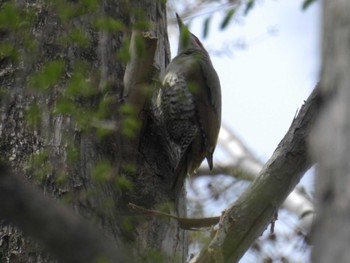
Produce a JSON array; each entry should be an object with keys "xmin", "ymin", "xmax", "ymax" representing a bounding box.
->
[{"xmin": 157, "ymin": 13, "xmax": 221, "ymax": 191}]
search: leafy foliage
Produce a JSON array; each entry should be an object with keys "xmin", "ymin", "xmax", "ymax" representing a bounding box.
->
[
  {"xmin": 66, "ymin": 29, "xmax": 90, "ymax": 47},
  {"xmin": 119, "ymin": 104, "xmax": 141, "ymax": 138},
  {"xmin": 95, "ymin": 17, "xmax": 126, "ymax": 31},
  {"xmin": 117, "ymin": 38, "xmax": 131, "ymax": 63},
  {"xmin": 0, "ymin": 2, "xmax": 21, "ymax": 30},
  {"xmin": 66, "ymin": 62, "xmax": 95, "ymax": 97},
  {"xmin": 134, "ymin": 31, "xmax": 147, "ymax": 57},
  {"xmin": 244, "ymin": 0, "xmax": 255, "ymax": 16},
  {"xmin": 29, "ymin": 60, "xmax": 65, "ymax": 90},
  {"xmin": 202, "ymin": 16, "xmax": 211, "ymax": 38},
  {"xmin": 30, "ymin": 150, "xmax": 53, "ymax": 183},
  {"xmin": 92, "ymin": 160, "xmax": 113, "ymax": 183},
  {"xmin": 26, "ymin": 103, "xmax": 41, "ymax": 127},
  {"xmin": 220, "ymin": 8, "xmax": 236, "ymax": 30},
  {"xmin": 0, "ymin": 43, "xmax": 19, "ymax": 61},
  {"xmin": 115, "ymin": 176, "xmax": 133, "ymax": 190},
  {"xmin": 302, "ymin": 0, "xmax": 318, "ymax": 10}
]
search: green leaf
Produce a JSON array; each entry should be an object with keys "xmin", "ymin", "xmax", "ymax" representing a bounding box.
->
[
  {"xmin": 0, "ymin": 43, "xmax": 19, "ymax": 60},
  {"xmin": 29, "ymin": 150, "xmax": 53, "ymax": 183},
  {"xmin": 34, "ymin": 163, "xmax": 53, "ymax": 183},
  {"xmin": 31, "ymin": 150, "xmax": 49, "ymax": 167},
  {"xmin": 117, "ymin": 39, "xmax": 131, "ymax": 63},
  {"xmin": 121, "ymin": 117, "xmax": 140, "ymax": 138},
  {"xmin": 119, "ymin": 104, "xmax": 137, "ymax": 115},
  {"xmin": 95, "ymin": 96, "xmax": 115, "ymax": 119},
  {"xmin": 95, "ymin": 18, "xmax": 125, "ymax": 31},
  {"xmin": 220, "ymin": 8, "xmax": 235, "ymax": 30},
  {"xmin": 67, "ymin": 145, "xmax": 79, "ymax": 163},
  {"xmin": 70, "ymin": 108, "xmax": 94, "ymax": 132},
  {"xmin": 115, "ymin": 176, "xmax": 133, "ymax": 190},
  {"xmin": 19, "ymin": 7, "xmax": 36, "ymax": 30},
  {"xmin": 244, "ymin": 0, "xmax": 255, "ymax": 16},
  {"xmin": 26, "ymin": 103, "xmax": 41, "ymax": 127},
  {"xmin": 82, "ymin": 0, "xmax": 99, "ymax": 12},
  {"xmin": 29, "ymin": 60, "xmax": 65, "ymax": 90},
  {"xmin": 54, "ymin": 2, "xmax": 78, "ymax": 22},
  {"xmin": 92, "ymin": 161, "xmax": 113, "ymax": 182},
  {"xmin": 23, "ymin": 34, "xmax": 39, "ymax": 56},
  {"xmin": 68, "ymin": 28, "xmax": 89, "ymax": 47},
  {"xmin": 53, "ymin": 99, "xmax": 76, "ymax": 115},
  {"xmin": 0, "ymin": 3, "xmax": 20, "ymax": 30},
  {"xmin": 119, "ymin": 104, "xmax": 140, "ymax": 138},
  {"xmin": 66, "ymin": 73, "xmax": 95, "ymax": 97},
  {"xmin": 202, "ymin": 16, "xmax": 211, "ymax": 39},
  {"xmin": 56, "ymin": 172, "xmax": 69, "ymax": 186},
  {"xmin": 302, "ymin": 0, "xmax": 317, "ymax": 10},
  {"xmin": 134, "ymin": 20, "xmax": 151, "ymax": 31},
  {"xmin": 66, "ymin": 73, "xmax": 86, "ymax": 96},
  {"xmin": 134, "ymin": 32, "xmax": 145, "ymax": 57},
  {"xmin": 95, "ymin": 126, "xmax": 113, "ymax": 138}
]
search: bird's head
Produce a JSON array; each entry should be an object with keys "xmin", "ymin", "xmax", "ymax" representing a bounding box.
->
[{"xmin": 176, "ymin": 13, "xmax": 206, "ymax": 54}]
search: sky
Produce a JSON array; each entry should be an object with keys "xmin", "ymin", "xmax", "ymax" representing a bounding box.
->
[
  {"xmin": 214, "ymin": 0, "xmax": 321, "ymax": 161},
  {"xmin": 170, "ymin": 0, "xmax": 321, "ymax": 163}
]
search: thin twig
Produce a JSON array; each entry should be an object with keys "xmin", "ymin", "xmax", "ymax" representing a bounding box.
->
[{"xmin": 128, "ymin": 203, "xmax": 220, "ymax": 230}]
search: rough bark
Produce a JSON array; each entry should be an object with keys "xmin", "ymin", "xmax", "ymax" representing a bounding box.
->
[
  {"xmin": 0, "ymin": 0, "xmax": 187, "ymax": 262},
  {"xmin": 311, "ymin": 1, "xmax": 350, "ymax": 262}
]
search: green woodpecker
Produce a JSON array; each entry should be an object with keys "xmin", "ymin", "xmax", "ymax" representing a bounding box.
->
[{"xmin": 158, "ymin": 13, "xmax": 221, "ymax": 189}]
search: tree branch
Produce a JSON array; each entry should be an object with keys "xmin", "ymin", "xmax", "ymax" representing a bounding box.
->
[
  {"xmin": 123, "ymin": 31, "xmax": 158, "ymax": 100},
  {"xmin": 122, "ymin": 30, "xmax": 159, "ymax": 158},
  {"xmin": 0, "ymin": 163, "xmax": 133, "ymax": 263},
  {"xmin": 192, "ymin": 84, "xmax": 323, "ymax": 263},
  {"xmin": 195, "ymin": 124, "xmax": 315, "ymax": 234},
  {"xmin": 129, "ymin": 202, "xmax": 220, "ymax": 230}
]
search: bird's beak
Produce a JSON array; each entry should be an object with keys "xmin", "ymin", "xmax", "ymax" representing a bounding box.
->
[{"xmin": 176, "ymin": 13, "xmax": 184, "ymax": 31}]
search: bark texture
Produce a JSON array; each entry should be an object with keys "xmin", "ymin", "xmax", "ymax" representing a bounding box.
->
[
  {"xmin": 0, "ymin": 0, "xmax": 187, "ymax": 262},
  {"xmin": 311, "ymin": 1, "xmax": 350, "ymax": 262},
  {"xmin": 0, "ymin": 163, "xmax": 132, "ymax": 263}
]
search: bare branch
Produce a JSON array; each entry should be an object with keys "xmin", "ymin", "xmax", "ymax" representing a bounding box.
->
[
  {"xmin": 191, "ymin": 84, "xmax": 323, "ymax": 263},
  {"xmin": 129, "ymin": 202, "xmax": 220, "ymax": 230},
  {"xmin": 195, "ymin": 124, "xmax": 315, "ymax": 234},
  {"xmin": 0, "ymin": 163, "xmax": 133, "ymax": 263}
]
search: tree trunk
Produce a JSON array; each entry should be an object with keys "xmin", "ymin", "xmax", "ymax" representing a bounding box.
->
[
  {"xmin": 311, "ymin": 1, "xmax": 350, "ymax": 262},
  {"xmin": 0, "ymin": 0, "xmax": 187, "ymax": 262}
]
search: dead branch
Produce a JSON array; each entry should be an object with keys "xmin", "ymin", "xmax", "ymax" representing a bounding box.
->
[{"xmin": 129, "ymin": 202, "xmax": 220, "ymax": 230}]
